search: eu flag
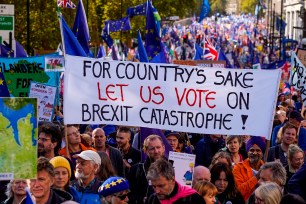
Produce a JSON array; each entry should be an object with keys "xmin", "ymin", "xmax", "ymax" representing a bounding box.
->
[
  {"xmin": 59, "ymin": 13, "xmax": 87, "ymax": 57},
  {"xmin": 72, "ymin": 0, "xmax": 90, "ymax": 56},
  {"xmin": 145, "ymin": 1, "xmax": 162, "ymax": 61},
  {"xmin": 0, "ymin": 72, "xmax": 10, "ymax": 97},
  {"xmin": 101, "ymin": 25, "xmax": 114, "ymax": 48},
  {"xmin": 199, "ymin": 0, "xmax": 211, "ymax": 23},
  {"xmin": 105, "ymin": 16, "xmax": 131, "ymax": 33},
  {"xmin": 137, "ymin": 30, "xmax": 149, "ymax": 62},
  {"xmin": 0, "ymin": 44, "xmax": 14, "ymax": 58},
  {"xmin": 126, "ymin": 3, "xmax": 147, "ymax": 17}
]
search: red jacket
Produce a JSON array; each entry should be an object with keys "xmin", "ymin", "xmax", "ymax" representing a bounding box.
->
[{"xmin": 233, "ymin": 158, "xmax": 264, "ymax": 201}]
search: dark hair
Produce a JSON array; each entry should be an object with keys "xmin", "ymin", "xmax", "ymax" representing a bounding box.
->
[
  {"xmin": 280, "ymin": 194, "xmax": 306, "ymax": 204},
  {"xmin": 210, "ymin": 163, "xmax": 241, "ymax": 199},
  {"xmin": 37, "ymin": 157, "xmax": 55, "ymax": 177},
  {"xmin": 38, "ymin": 122, "xmax": 62, "ymax": 154},
  {"xmin": 117, "ymin": 126, "xmax": 131, "ymax": 134},
  {"xmin": 96, "ymin": 152, "xmax": 116, "ymax": 182}
]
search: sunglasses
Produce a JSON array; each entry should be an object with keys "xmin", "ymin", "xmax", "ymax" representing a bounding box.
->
[{"xmin": 115, "ymin": 193, "xmax": 128, "ymax": 200}]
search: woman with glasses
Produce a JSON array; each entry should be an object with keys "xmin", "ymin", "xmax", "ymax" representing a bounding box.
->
[
  {"xmin": 98, "ymin": 176, "xmax": 129, "ymax": 204},
  {"xmin": 254, "ymin": 182, "xmax": 282, "ymax": 204}
]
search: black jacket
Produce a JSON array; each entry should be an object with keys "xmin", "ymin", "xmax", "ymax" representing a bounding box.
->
[
  {"xmin": 46, "ymin": 188, "xmax": 73, "ymax": 204},
  {"xmin": 127, "ymin": 157, "xmax": 155, "ymax": 204}
]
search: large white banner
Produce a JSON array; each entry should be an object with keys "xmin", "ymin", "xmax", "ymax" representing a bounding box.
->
[{"xmin": 64, "ymin": 55, "xmax": 281, "ymax": 137}]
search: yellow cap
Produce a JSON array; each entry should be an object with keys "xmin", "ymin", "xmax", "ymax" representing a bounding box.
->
[{"xmin": 49, "ymin": 156, "xmax": 71, "ymax": 178}]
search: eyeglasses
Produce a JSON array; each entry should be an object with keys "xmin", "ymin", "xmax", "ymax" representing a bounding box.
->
[
  {"xmin": 114, "ymin": 193, "xmax": 128, "ymax": 200},
  {"xmin": 37, "ymin": 137, "xmax": 51, "ymax": 142}
]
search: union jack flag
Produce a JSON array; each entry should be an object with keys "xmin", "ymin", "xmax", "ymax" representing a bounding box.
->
[
  {"xmin": 57, "ymin": 0, "xmax": 76, "ymax": 9},
  {"xmin": 203, "ymin": 37, "xmax": 218, "ymax": 60}
]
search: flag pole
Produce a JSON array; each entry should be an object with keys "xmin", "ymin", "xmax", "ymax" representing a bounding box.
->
[{"xmin": 58, "ymin": 10, "xmax": 66, "ymax": 57}]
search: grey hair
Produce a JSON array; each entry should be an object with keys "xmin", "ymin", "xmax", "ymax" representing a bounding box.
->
[
  {"xmin": 255, "ymin": 182, "xmax": 282, "ymax": 204},
  {"xmin": 147, "ymin": 159, "xmax": 174, "ymax": 181},
  {"xmin": 260, "ymin": 161, "xmax": 287, "ymax": 186},
  {"xmin": 288, "ymin": 144, "xmax": 304, "ymax": 161},
  {"xmin": 5, "ymin": 180, "xmax": 14, "ymax": 199}
]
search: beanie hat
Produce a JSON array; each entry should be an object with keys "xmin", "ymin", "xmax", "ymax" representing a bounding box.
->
[
  {"xmin": 246, "ymin": 136, "xmax": 266, "ymax": 153},
  {"xmin": 98, "ymin": 176, "xmax": 129, "ymax": 197},
  {"xmin": 49, "ymin": 156, "xmax": 72, "ymax": 178}
]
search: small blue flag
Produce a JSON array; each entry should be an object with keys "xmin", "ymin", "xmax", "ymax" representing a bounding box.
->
[
  {"xmin": 193, "ymin": 43, "xmax": 203, "ymax": 60},
  {"xmin": 218, "ymin": 49, "xmax": 233, "ymax": 68},
  {"xmin": 59, "ymin": 13, "xmax": 87, "ymax": 57},
  {"xmin": 276, "ymin": 16, "xmax": 286, "ymax": 33},
  {"xmin": 15, "ymin": 41, "xmax": 28, "ymax": 57},
  {"xmin": 0, "ymin": 72, "xmax": 10, "ymax": 97},
  {"xmin": 101, "ymin": 25, "xmax": 114, "ymax": 48},
  {"xmin": 199, "ymin": 0, "xmax": 211, "ymax": 23},
  {"xmin": 137, "ymin": 30, "xmax": 149, "ymax": 62},
  {"xmin": 72, "ymin": 0, "xmax": 91, "ymax": 56},
  {"xmin": 145, "ymin": 1, "xmax": 162, "ymax": 61},
  {"xmin": 96, "ymin": 45, "xmax": 105, "ymax": 58},
  {"xmin": 105, "ymin": 16, "xmax": 132, "ymax": 33},
  {"xmin": 126, "ymin": 3, "xmax": 147, "ymax": 17},
  {"xmin": 0, "ymin": 44, "xmax": 14, "ymax": 57},
  {"xmin": 25, "ymin": 187, "xmax": 34, "ymax": 204}
]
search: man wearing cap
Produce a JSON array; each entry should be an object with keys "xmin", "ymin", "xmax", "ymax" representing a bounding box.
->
[
  {"xmin": 233, "ymin": 136, "xmax": 266, "ymax": 201},
  {"xmin": 98, "ymin": 176, "xmax": 130, "ymax": 204},
  {"xmin": 271, "ymin": 110, "xmax": 306, "ymax": 151},
  {"xmin": 71, "ymin": 150, "xmax": 102, "ymax": 204},
  {"xmin": 146, "ymin": 159, "xmax": 205, "ymax": 204},
  {"xmin": 166, "ymin": 132, "xmax": 180, "ymax": 151}
]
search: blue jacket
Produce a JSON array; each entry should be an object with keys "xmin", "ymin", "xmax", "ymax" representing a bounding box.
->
[
  {"xmin": 194, "ymin": 136, "xmax": 225, "ymax": 167},
  {"xmin": 288, "ymin": 162, "xmax": 306, "ymax": 200},
  {"xmin": 71, "ymin": 178, "xmax": 102, "ymax": 204}
]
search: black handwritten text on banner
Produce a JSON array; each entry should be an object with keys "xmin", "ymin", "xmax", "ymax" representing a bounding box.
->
[{"xmin": 64, "ymin": 55, "xmax": 281, "ymax": 137}]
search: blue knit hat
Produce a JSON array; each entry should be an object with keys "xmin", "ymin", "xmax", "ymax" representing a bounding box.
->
[{"xmin": 98, "ymin": 177, "xmax": 129, "ymax": 197}]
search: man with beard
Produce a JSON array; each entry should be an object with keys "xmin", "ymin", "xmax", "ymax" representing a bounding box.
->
[
  {"xmin": 116, "ymin": 126, "xmax": 141, "ymax": 175},
  {"xmin": 233, "ymin": 136, "xmax": 266, "ymax": 201},
  {"xmin": 92, "ymin": 128, "xmax": 124, "ymax": 177},
  {"xmin": 71, "ymin": 150, "xmax": 102, "ymax": 204},
  {"xmin": 146, "ymin": 159, "xmax": 205, "ymax": 204},
  {"xmin": 126, "ymin": 134, "xmax": 166, "ymax": 204},
  {"xmin": 37, "ymin": 122, "xmax": 62, "ymax": 160}
]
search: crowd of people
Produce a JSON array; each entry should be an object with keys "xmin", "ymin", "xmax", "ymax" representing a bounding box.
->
[
  {"xmin": 1, "ymin": 100, "xmax": 306, "ymax": 204},
  {"xmin": 1, "ymin": 11, "xmax": 306, "ymax": 204}
]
